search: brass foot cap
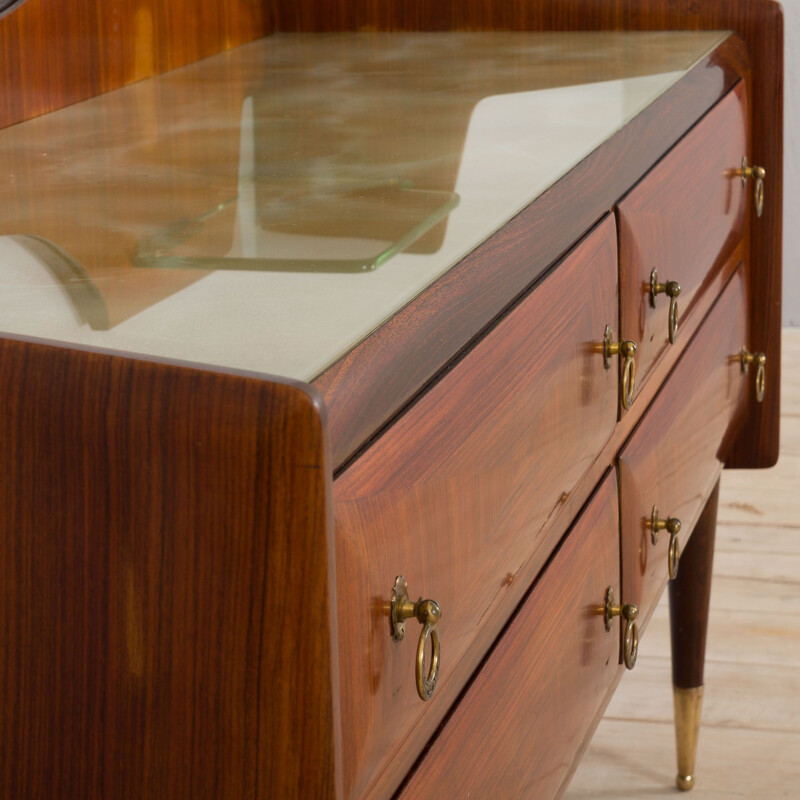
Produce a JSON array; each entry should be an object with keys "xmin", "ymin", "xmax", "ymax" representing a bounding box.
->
[{"xmin": 676, "ymin": 774, "xmax": 695, "ymax": 791}]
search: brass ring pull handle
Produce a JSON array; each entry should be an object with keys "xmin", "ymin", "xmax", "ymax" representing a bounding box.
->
[
  {"xmin": 650, "ymin": 268, "xmax": 681, "ymax": 344},
  {"xmin": 668, "ymin": 533, "xmax": 681, "ymax": 581},
  {"xmin": 390, "ymin": 576, "xmax": 442, "ymax": 701},
  {"xmin": 605, "ymin": 587, "xmax": 639, "ymax": 670},
  {"xmin": 741, "ymin": 347, "xmax": 767, "ymax": 403},
  {"xmin": 649, "ymin": 507, "xmax": 682, "ymax": 580},
  {"xmin": 602, "ymin": 325, "xmax": 638, "ymax": 410},
  {"xmin": 737, "ymin": 157, "xmax": 766, "ymax": 218},
  {"xmin": 755, "ymin": 176, "xmax": 765, "ymax": 217},
  {"xmin": 415, "ymin": 604, "xmax": 440, "ymax": 701}
]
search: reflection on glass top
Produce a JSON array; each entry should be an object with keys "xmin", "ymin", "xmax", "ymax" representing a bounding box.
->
[{"xmin": 1, "ymin": 31, "xmax": 728, "ymax": 380}]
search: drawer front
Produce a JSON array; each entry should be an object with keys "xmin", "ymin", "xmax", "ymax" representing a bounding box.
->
[
  {"xmin": 618, "ymin": 82, "xmax": 748, "ymax": 401},
  {"xmin": 618, "ymin": 262, "xmax": 750, "ymax": 630},
  {"xmin": 333, "ymin": 216, "xmax": 619, "ymax": 800},
  {"xmin": 397, "ymin": 471, "xmax": 623, "ymax": 800}
]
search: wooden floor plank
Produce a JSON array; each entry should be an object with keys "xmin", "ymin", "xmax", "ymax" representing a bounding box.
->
[
  {"xmin": 772, "ymin": 415, "xmax": 800, "ymax": 454},
  {"xmin": 564, "ymin": 719, "xmax": 800, "ymax": 798},
  {"xmin": 711, "ymin": 551, "xmax": 800, "ymax": 585},
  {"xmin": 602, "ymin": 656, "xmax": 800, "ymax": 733},
  {"xmin": 719, "ymin": 417, "xmax": 800, "ymax": 523},
  {"xmin": 714, "ymin": 522, "xmax": 800, "ymax": 555},
  {"xmin": 706, "ymin": 571, "xmax": 800, "ymax": 614},
  {"xmin": 781, "ymin": 328, "xmax": 800, "ymax": 418},
  {"xmin": 643, "ymin": 605, "xmax": 800, "ymax": 666},
  {"xmin": 718, "ymin": 453, "xmax": 800, "ymax": 526}
]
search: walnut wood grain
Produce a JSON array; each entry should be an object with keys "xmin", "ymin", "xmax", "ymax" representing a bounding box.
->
[
  {"xmin": 302, "ymin": 0, "xmax": 781, "ymax": 472},
  {"xmin": 618, "ymin": 264, "xmax": 749, "ymax": 632},
  {"xmin": 0, "ymin": 335, "xmax": 340, "ymax": 800},
  {"xmin": 618, "ymin": 82, "xmax": 748, "ymax": 402},
  {"xmin": 332, "ymin": 216, "xmax": 618, "ymax": 800},
  {"xmin": 395, "ymin": 471, "xmax": 622, "ymax": 800},
  {"xmin": 669, "ymin": 480, "xmax": 719, "ymax": 690},
  {"xmin": 0, "ymin": 0, "xmax": 272, "ymax": 129}
]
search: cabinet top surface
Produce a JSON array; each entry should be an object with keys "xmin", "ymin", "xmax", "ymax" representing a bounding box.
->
[{"xmin": 1, "ymin": 30, "xmax": 726, "ymax": 381}]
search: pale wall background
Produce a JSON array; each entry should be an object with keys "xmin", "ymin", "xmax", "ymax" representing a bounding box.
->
[{"xmin": 783, "ymin": 0, "xmax": 799, "ymax": 325}]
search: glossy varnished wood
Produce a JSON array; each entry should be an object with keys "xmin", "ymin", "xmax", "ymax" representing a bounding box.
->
[
  {"xmin": 315, "ymin": 38, "xmax": 747, "ymax": 470},
  {"xmin": 1, "ymin": 5, "xmax": 783, "ymax": 799},
  {"xmin": 0, "ymin": 336, "xmax": 340, "ymax": 799},
  {"xmin": 298, "ymin": 0, "xmax": 781, "ymax": 471},
  {"xmin": 0, "ymin": 0, "xmax": 272, "ymax": 129},
  {"xmin": 670, "ymin": 480, "xmax": 720, "ymax": 689},
  {"xmin": 2, "ymin": 3, "xmax": 779, "ymax": 473},
  {"xmin": 332, "ymin": 217, "xmax": 618, "ymax": 800},
  {"xmin": 618, "ymin": 82, "xmax": 748, "ymax": 401},
  {"xmin": 618, "ymin": 265, "xmax": 750, "ymax": 632},
  {"xmin": 396, "ymin": 472, "xmax": 623, "ymax": 800}
]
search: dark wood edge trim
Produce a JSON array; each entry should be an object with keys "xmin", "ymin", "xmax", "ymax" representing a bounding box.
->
[
  {"xmin": 320, "ymin": 397, "xmax": 345, "ymax": 800},
  {"xmin": 726, "ymin": 2, "xmax": 783, "ymax": 468},
  {"xmin": 315, "ymin": 37, "xmax": 747, "ymax": 471},
  {"xmin": 0, "ymin": 330, "xmax": 327, "ymax": 408},
  {"xmin": 0, "ymin": 0, "xmax": 28, "ymax": 22}
]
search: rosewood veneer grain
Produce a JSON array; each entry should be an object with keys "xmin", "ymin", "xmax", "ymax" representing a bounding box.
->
[
  {"xmin": 333, "ymin": 216, "xmax": 618, "ymax": 800},
  {"xmin": 396, "ymin": 472, "xmax": 623, "ymax": 800},
  {"xmin": 618, "ymin": 82, "xmax": 748, "ymax": 401},
  {"xmin": 0, "ymin": 336, "xmax": 340, "ymax": 800},
  {"xmin": 618, "ymin": 265, "xmax": 750, "ymax": 633},
  {"xmin": 0, "ymin": 0, "xmax": 272, "ymax": 129}
]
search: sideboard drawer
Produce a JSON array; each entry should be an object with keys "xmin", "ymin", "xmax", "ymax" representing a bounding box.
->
[
  {"xmin": 618, "ymin": 261, "xmax": 751, "ymax": 630},
  {"xmin": 618, "ymin": 82, "xmax": 748, "ymax": 402},
  {"xmin": 397, "ymin": 470, "xmax": 623, "ymax": 800},
  {"xmin": 333, "ymin": 216, "xmax": 619, "ymax": 800}
]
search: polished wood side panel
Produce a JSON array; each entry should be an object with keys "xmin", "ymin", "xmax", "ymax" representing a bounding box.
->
[
  {"xmin": 396, "ymin": 472, "xmax": 622, "ymax": 800},
  {"xmin": 316, "ymin": 39, "xmax": 747, "ymax": 470},
  {"xmin": 0, "ymin": 337, "xmax": 341, "ymax": 800},
  {"xmin": 669, "ymin": 480, "xmax": 719, "ymax": 689},
  {"xmin": 618, "ymin": 264, "xmax": 749, "ymax": 631},
  {"xmin": 0, "ymin": 0, "xmax": 272, "ymax": 129},
  {"xmin": 333, "ymin": 217, "xmax": 618, "ymax": 800},
  {"xmin": 618, "ymin": 82, "xmax": 748, "ymax": 401},
  {"xmin": 300, "ymin": 0, "xmax": 781, "ymax": 470}
]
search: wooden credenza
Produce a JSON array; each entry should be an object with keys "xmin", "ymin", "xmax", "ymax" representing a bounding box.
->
[{"xmin": 0, "ymin": 2, "xmax": 782, "ymax": 799}]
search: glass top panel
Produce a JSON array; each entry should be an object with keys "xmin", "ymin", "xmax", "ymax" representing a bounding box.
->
[{"xmin": 0, "ymin": 31, "xmax": 728, "ymax": 381}]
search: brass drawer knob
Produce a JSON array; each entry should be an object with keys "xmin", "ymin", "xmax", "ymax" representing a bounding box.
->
[
  {"xmin": 737, "ymin": 157, "xmax": 766, "ymax": 217},
  {"xmin": 650, "ymin": 268, "xmax": 681, "ymax": 344},
  {"xmin": 602, "ymin": 325, "xmax": 637, "ymax": 410},
  {"xmin": 605, "ymin": 587, "xmax": 639, "ymax": 670},
  {"xmin": 649, "ymin": 506, "xmax": 682, "ymax": 580},
  {"xmin": 391, "ymin": 576, "xmax": 442, "ymax": 701},
  {"xmin": 741, "ymin": 347, "xmax": 766, "ymax": 403}
]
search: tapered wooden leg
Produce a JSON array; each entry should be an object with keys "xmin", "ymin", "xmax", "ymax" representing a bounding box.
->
[{"xmin": 669, "ymin": 480, "xmax": 719, "ymax": 792}]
